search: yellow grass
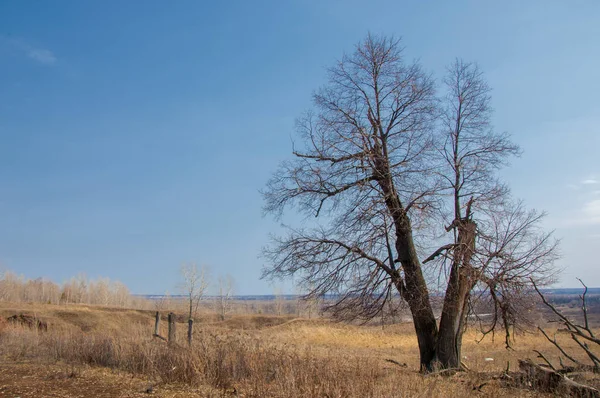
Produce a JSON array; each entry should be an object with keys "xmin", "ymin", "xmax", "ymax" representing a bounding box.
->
[{"xmin": 0, "ymin": 301, "xmax": 596, "ymax": 397}]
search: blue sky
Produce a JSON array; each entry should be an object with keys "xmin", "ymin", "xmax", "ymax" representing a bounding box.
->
[{"xmin": 0, "ymin": 1, "xmax": 598, "ymax": 294}]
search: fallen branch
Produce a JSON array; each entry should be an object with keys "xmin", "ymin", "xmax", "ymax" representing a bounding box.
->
[
  {"xmin": 425, "ymin": 367, "xmax": 461, "ymax": 377},
  {"xmin": 519, "ymin": 359, "xmax": 599, "ymax": 397},
  {"xmin": 152, "ymin": 333, "xmax": 167, "ymax": 342},
  {"xmin": 384, "ymin": 359, "xmax": 407, "ymax": 368},
  {"xmin": 533, "ymin": 350, "xmax": 557, "ymax": 371}
]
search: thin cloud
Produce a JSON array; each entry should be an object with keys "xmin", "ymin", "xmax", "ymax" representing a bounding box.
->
[
  {"xmin": 581, "ymin": 179, "xmax": 598, "ymax": 185},
  {"xmin": 559, "ymin": 198, "xmax": 600, "ymax": 227},
  {"xmin": 1, "ymin": 36, "xmax": 57, "ymax": 66},
  {"xmin": 582, "ymin": 199, "xmax": 600, "ymax": 225},
  {"xmin": 27, "ymin": 48, "xmax": 56, "ymax": 65}
]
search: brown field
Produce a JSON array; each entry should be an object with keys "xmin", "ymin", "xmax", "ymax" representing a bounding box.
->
[{"xmin": 0, "ymin": 301, "xmax": 598, "ymax": 397}]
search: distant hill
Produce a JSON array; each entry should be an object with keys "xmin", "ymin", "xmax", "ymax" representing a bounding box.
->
[{"xmin": 139, "ymin": 288, "xmax": 600, "ymax": 301}]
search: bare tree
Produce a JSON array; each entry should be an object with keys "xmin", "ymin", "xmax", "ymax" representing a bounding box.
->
[
  {"xmin": 179, "ymin": 263, "xmax": 211, "ymax": 321},
  {"xmin": 215, "ymin": 274, "xmax": 235, "ymax": 320},
  {"xmin": 154, "ymin": 290, "xmax": 172, "ymax": 312},
  {"xmin": 112, "ymin": 281, "xmax": 131, "ymax": 308},
  {"xmin": 262, "ymin": 35, "xmax": 557, "ymax": 371},
  {"xmin": 298, "ymin": 284, "xmax": 322, "ymax": 319},
  {"xmin": 273, "ymin": 287, "xmax": 286, "ymax": 316}
]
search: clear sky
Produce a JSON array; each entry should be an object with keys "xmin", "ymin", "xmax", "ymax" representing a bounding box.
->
[{"xmin": 0, "ymin": 1, "xmax": 598, "ymax": 294}]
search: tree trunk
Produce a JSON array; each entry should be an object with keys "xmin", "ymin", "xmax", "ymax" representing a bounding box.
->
[
  {"xmin": 435, "ymin": 218, "xmax": 477, "ymax": 369},
  {"xmin": 187, "ymin": 319, "xmax": 193, "ymax": 346},
  {"xmin": 393, "ymin": 212, "xmax": 439, "ymax": 371},
  {"xmin": 436, "ymin": 268, "xmax": 470, "ymax": 368},
  {"xmin": 374, "ymin": 142, "xmax": 439, "ymax": 371}
]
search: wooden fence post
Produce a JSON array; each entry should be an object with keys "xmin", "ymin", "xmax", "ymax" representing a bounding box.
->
[
  {"xmin": 154, "ymin": 311, "xmax": 160, "ymax": 336},
  {"xmin": 168, "ymin": 312, "xmax": 176, "ymax": 344},
  {"xmin": 187, "ymin": 319, "xmax": 193, "ymax": 345}
]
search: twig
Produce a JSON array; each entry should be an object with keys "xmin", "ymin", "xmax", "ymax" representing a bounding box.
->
[
  {"xmin": 152, "ymin": 334, "xmax": 167, "ymax": 342},
  {"xmin": 534, "ymin": 350, "xmax": 556, "ymax": 371},
  {"xmin": 537, "ymin": 327, "xmax": 583, "ymax": 366},
  {"xmin": 385, "ymin": 359, "xmax": 407, "ymax": 368},
  {"xmin": 572, "ymin": 334, "xmax": 600, "ymax": 369}
]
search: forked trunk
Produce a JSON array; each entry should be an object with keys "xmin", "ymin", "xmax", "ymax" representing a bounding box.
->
[
  {"xmin": 436, "ymin": 273, "xmax": 471, "ymax": 368},
  {"xmin": 392, "ymin": 215, "xmax": 477, "ymax": 371}
]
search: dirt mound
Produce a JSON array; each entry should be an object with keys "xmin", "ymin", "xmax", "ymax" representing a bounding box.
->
[
  {"xmin": 261, "ymin": 317, "xmax": 330, "ymax": 330},
  {"xmin": 6, "ymin": 314, "xmax": 48, "ymax": 331},
  {"xmin": 216, "ymin": 315, "xmax": 296, "ymax": 330}
]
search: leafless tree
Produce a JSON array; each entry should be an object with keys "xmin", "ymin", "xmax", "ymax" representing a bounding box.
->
[
  {"xmin": 262, "ymin": 35, "xmax": 557, "ymax": 371},
  {"xmin": 299, "ymin": 284, "xmax": 322, "ymax": 319},
  {"xmin": 0, "ymin": 268, "xmax": 134, "ymax": 307},
  {"xmin": 215, "ymin": 274, "xmax": 235, "ymax": 320},
  {"xmin": 179, "ymin": 263, "xmax": 211, "ymax": 321},
  {"xmin": 154, "ymin": 290, "xmax": 172, "ymax": 312},
  {"xmin": 273, "ymin": 287, "xmax": 286, "ymax": 316}
]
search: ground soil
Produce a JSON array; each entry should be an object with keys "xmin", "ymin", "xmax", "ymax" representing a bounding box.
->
[{"xmin": 0, "ymin": 361, "xmax": 218, "ymax": 398}]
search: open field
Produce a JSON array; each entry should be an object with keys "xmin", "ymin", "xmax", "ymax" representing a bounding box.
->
[{"xmin": 1, "ymin": 302, "xmax": 599, "ymax": 397}]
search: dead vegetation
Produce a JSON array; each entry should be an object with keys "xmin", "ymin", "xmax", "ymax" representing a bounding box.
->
[
  {"xmin": 0, "ymin": 301, "xmax": 598, "ymax": 397},
  {"xmin": 6, "ymin": 314, "xmax": 48, "ymax": 331}
]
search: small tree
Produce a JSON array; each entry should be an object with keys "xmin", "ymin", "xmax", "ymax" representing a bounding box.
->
[
  {"xmin": 154, "ymin": 290, "xmax": 172, "ymax": 312},
  {"xmin": 274, "ymin": 287, "xmax": 285, "ymax": 316},
  {"xmin": 179, "ymin": 263, "xmax": 211, "ymax": 321},
  {"xmin": 215, "ymin": 274, "xmax": 235, "ymax": 320},
  {"xmin": 301, "ymin": 293, "xmax": 321, "ymax": 319}
]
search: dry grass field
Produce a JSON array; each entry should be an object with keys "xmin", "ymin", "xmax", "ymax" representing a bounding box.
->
[{"xmin": 0, "ymin": 301, "xmax": 598, "ymax": 397}]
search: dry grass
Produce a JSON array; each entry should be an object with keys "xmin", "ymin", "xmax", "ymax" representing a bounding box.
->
[{"xmin": 0, "ymin": 302, "xmax": 595, "ymax": 397}]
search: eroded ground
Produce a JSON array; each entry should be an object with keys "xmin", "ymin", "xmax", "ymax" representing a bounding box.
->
[{"xmin": 0, "ymin": 361, "xmax": 222, "ymax": 398}]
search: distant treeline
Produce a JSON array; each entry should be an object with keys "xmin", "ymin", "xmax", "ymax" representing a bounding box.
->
[
  {"xmin": 547, "ymin": 294, "xmax": 600, "ymax": 306},
  {"xmin": 0, "ymin": 269, "xmax": 145, "ymax": 308}
]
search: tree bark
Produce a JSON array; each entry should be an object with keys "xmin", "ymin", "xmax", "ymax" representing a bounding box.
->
[
  {"xmin": 393, "ymin": 211, "xmax": 438, "ymax": 371},
  {"xmin": 435, "ymin": 219, "xmax": 477, "ymax": 368},
  {"xmin": 373, "ymin": 137, "xmax": 439, "ymax": 370},
  {"xmin": 436, "ymin": 268, "xmax": 471, "ymax": 368},
  {"xmin": 187, "ymin": 319, "xmax": 193, "ymax": 346}
]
